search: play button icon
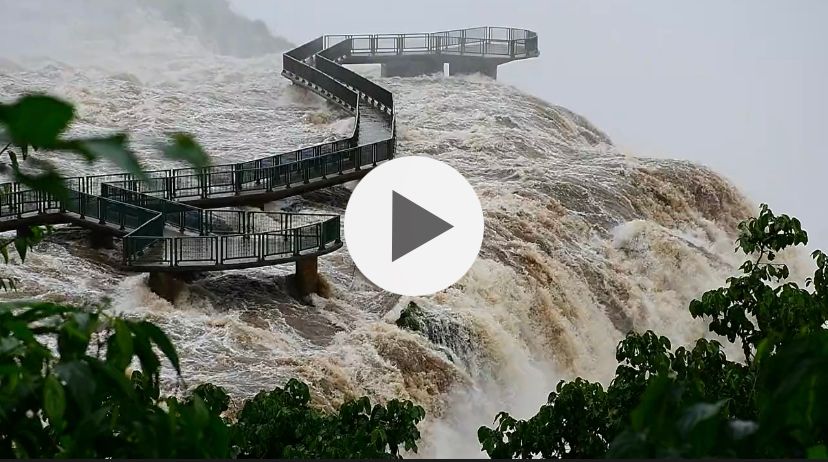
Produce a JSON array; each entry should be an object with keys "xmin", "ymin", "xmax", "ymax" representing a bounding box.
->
[
  {"xmin": 392, "ymin": 191, "xmax": 453, "ymax": 262},
  {"xmin": 344, "ymin": 156, "xmax": 484, "ymax": 296}
]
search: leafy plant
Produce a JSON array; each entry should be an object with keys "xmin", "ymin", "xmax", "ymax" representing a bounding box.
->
[
  {"xmin": 0, "ymin": 300, "xmax": 229, "ymax": 458},
  {"xmin": 479, "ymin": 204, "xmax": 828, "ymax": 459},
  {"xmin": 609, "ymin": 330, "xmax": 828, "ymax": 458},
  {"xmin": 689, "ymin": 204, "xmax": 827, "ymax": 359},
  {"xmin": 0, "ymin": 297, "xmax": 428, "ymax": 458},
  {"xmin": 233, "ymin": 378, "xmax": 425, "ymax": 458}
]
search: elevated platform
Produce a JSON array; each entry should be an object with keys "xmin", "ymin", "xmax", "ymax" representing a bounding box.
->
[
  {"xmin": 0, "ymin": 26, "xmax": 539, "ymax": 296},
  {"xmin": 328, "ymin": 27, "xmax": 539, "ymax": 78}
]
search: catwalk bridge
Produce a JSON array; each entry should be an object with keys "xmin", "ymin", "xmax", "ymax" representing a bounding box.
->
[{"xmin": 0, "ymin": 27, "xmax": 538, "ymax": 297}]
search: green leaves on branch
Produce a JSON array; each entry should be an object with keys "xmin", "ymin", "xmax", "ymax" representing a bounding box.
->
[
  {"xmin": 479, "ymin": 378, "xmax": 611, "ymax": 459},
  {"xmin": 159, "ymin": 132, "xmax": 210, "ymax": 169},
  {"xmin": 65, "ymin": 134, "xmax": 143, "ymax": 178},
  {"xmin": 0, "ymin": 298, "xmax": 425, "ymax": 458},
  {"xmin": 0, "ymin": 95, "xmax": 74, "ymax": 148},
  {"xmin": 736, "ymin": 203, "xmax": 808, "ymax": 257},
  {"xmin": 0, "ymin": 225, "xmax": 50, "ymax": 264},
  {"xmin": 610, "ymin": 331, "xmax": 828, "ymax": 458},
  {"xmin": 0, "ymin": 96, "xmax": 144, "ymax": 183},
  {"xmin": 233, "ymin": 378, "xmax": 425, "ymax": 458},
  {"xmin": 607, "ymin": 375, "xmax": 755, "ymax": 458},
  {"xmin": 690, "ymin": 203, "xmax": 828, "ymax": 359},
  {"xmin": 0, "ymin": 300, "xmax": 227, "ymax": 458},
  {"xmin": 0, "ymin": 301, "xmax": 185, "ymax": 457},
  {"xmin": 755, "ymin": 331, "xmax": 828, "ymax": 456},
  {"xmin": 479, "ymin": 333, "xmax": 754, "ymax": 459},
  {"xmin": 480, "ymin": 204, "xmax": 828, "ymax": 459}
]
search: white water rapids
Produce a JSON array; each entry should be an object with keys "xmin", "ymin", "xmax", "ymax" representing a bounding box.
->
[{"xmin": 0, "ymin": 1, "xmax": 780, "ymax": 457}]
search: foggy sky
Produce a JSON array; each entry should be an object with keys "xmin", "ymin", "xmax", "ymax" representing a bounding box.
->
[{"xmin": 231, "ymin": 0, "xmax": 827, "ymax": 248}]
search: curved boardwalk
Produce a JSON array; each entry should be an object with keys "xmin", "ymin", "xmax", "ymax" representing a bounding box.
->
[{"xmin": 0, "ymin": 27, "xmax": 538, "ymax": 276}]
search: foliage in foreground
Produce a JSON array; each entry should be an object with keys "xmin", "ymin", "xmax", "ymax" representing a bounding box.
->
[
  {"xmin": 234, "ymin": 379, "xmax": 425, "ymax": 458},
  {"xmin": 0, "ymin": 299, "xmax": 425, "ymax": 458},
  {"xmin": 479, "ymin": 204, "xmax": 828, "ymax": 458},
  {"xmin": 0, "ymin": 301, "xmax": 227, "ymax": 457}
]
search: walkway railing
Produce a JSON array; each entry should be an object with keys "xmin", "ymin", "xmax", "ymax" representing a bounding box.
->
[
  {"xmin": 124, "ymin": 211, "xmax": 340, "ymax": 269},
  {"xmin": 0, "ymin": 27, "xmax": 538, "ymax": 272},
  {"xmin": 325, "ymin": 26, "xmax": 539, "ymax": 59}
]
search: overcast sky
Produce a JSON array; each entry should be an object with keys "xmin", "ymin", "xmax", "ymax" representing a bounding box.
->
[{"xmin": 231, "ymin": 0, "xmax": 827, "ymax": 248}]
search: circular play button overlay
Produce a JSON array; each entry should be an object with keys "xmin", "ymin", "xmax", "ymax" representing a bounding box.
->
[{"xmin": 344, "ymin": 156, "xmax": 484, "ymax": 296}]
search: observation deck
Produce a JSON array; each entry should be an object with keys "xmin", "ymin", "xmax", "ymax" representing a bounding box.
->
[{"xmin": 0, "ymin": 27, "xmax": 539, "ymax": 297}]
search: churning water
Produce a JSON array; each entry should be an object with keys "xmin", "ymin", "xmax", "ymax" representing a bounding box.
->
[{"xmin": 0, "ymin": 1, "xmax": 774, "ymax": 457}]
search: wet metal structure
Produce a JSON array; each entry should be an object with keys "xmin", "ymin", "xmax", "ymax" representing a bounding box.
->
[{"xmin": 0, "ymin": 27, "xmax": 539, "ymax": 297}]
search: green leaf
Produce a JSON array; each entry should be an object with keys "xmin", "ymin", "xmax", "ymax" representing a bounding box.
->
[
  {"xmin": 139, "ymin": 320, "xmax": 181, "ymax": 375},
  {"xmin": 629, "ymin": 374, "xmax": 671, "ymax": 431},
  {"xmin": 677, "ymin": 401, "xmax": 726, "ymax": 450},
  {"xmin": 57, "ymin": 311, "xmax": 97, "ymax": 360},
  {"xmin": 191, "ymin": 383, "xmax": 230, "ymax": 415},
  {"xmin": 43, "ymin": 374, "xmax": 66, "ymax": 423},
  {"xmin": 15, "ymin": 169, "xmax": 68, "ymax": 202},
  {"xmin": 7, "ymin": 149, "xmax": 18, "ymax": 168},
  {"xmin": 55, "ymin": 360, "xmax": 96, "ymax": 414},
  {"xmin": 160, "ymin": 133, "xmax": 210, "ymax": 168},
  {"xmin": 86, "ymin": 358, "xmax": 136, "ymax": 400},
  {"xmin": 0, "ymin": 94, "xmax": 74, "ymax": 147},
  {"xmin": 129, "ymin": 322, "xmax": 162, "ymax": 397},
  {"xmin": 0, "ymin": 243, "xmax": 10, "ymax": 264},
  {"xmin": 13, "ymin": 236, "xmax": 28, "ymax": 262},
  {"xmin": 65, "ymin": 135, "xmax": 147, "ymax": 180},
  {"xmin": 807, "ymin": 444, "xmax": 828, "ymax": 459},
  {"xmin": 106, "ymin": 318, "xmax": 134, "ymax": 371}
]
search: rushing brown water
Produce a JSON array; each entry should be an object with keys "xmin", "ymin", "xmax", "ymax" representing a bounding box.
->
[{"xmin": 0, "ymin": 1, "xmax": 792, "ymax": 456}]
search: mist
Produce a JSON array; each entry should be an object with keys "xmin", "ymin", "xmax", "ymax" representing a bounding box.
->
[{"xmin": 231, "ymin": 0, "xmax": 828, "ymax": 248}]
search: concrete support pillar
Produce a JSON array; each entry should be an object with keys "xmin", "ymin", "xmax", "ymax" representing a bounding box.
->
[
  {"xmin": 294, "ymin": 256, "xmax": 319, "ymax": 296},
  {"xmin": 89, "ymin": 230, "xmax": 115, "ymax": 249},
  {"xmin": 449, "ymin": 60, "xmax": 499, "ymax": 79},
  {"xmin": 381, "ymin": 59, "xmax": 444, "ymax": 78},
  {"xmin": 148, "ymin": 272, "xmax": 190, "ymax": 303}
]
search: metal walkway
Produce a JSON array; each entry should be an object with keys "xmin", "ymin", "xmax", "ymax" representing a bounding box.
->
[{"xmin": 0, "ymin": 27, "xmax": 539, "ymax": 273}]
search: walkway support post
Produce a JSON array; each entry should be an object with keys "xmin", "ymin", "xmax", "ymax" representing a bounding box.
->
[
  {"xmin": 381, "ymin": 58, "xmax": 444, "ymax": 77},
  {"xmin": 147, "ymin": 272, "xmax": 198, "ymax": 303},
  {"xmin": 448, "ymin": 60, "xmax": 499, "ymax": 79},
  {"xmin": 294, "ymin": 256, "xmax": 319, "ymax": 296},
  {"xmin": 89, "ymin": 230, "xmax": 114, "ymax": 250}
]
